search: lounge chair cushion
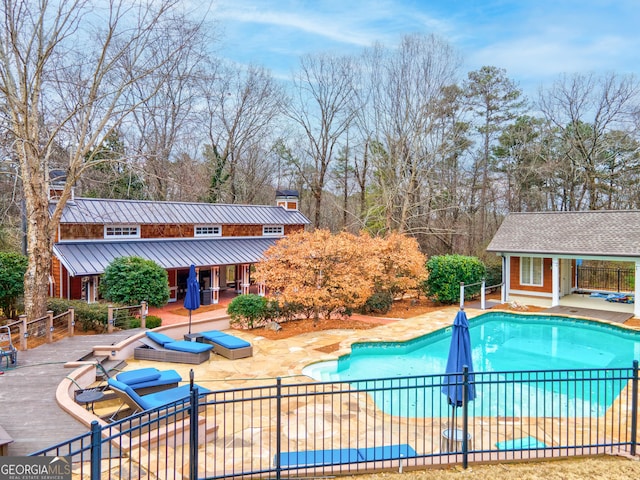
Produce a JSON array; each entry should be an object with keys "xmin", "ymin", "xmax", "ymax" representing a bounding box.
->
[
  {"xmin": 358, "ymin": 444, "xmax": 417, "ymax": 461},
  {"xmin": 164, "ymin": 340, "xmax": 213, "ymax": 354},
  {"xmin": 279, "ymin": 448, "xmax": 361, "ymax": 467},
  {"xmin": 116, "ymin": 368, "xmax": 182, "ymax": 390},
  {"xmin": 116, "ymin": 368, "xmax": 162, "ymax": 385},
  {"xmin": 496, "ymin": 436, "xmax": 547, "ymax": 450},
  {"xmin": 108, "ymin": 379, "xmax": 211, "ymax": 411},
  {"xmin": 145, "ymin": 331, "xmax": 176, "ymax": 346},
  {"xmin": 201, "ymin": 331, "xmax": 251, "ymax": 349}
]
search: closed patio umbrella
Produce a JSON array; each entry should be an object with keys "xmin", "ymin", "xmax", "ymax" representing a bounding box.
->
[
  {"xmin": 441, "ymin": 308, "xmax": 476, "ymax": 451},
  {"xmin": 184, "ymin": 264, "xmax": 200, "ymax": 334}
]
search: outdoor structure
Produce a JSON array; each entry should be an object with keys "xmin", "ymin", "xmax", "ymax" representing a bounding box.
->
[
  {"xmin": 48, "ymin": 177, "xmax": 310, "ymax": 304},
  {"xmin": 486, "ymin": 210, "xmax": 640, "ymax": 317}
]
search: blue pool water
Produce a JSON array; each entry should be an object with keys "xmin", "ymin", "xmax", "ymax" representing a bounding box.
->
[{"xmin": 302, "ymin": 312, "xmax": 640, "ymax": 418}]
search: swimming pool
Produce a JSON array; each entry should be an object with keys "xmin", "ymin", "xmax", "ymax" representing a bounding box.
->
[{"xmin": 302, "ymin": 312, "xmax": 640, "ymax": 418}]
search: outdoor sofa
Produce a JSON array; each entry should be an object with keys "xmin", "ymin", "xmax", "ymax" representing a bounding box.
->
[
  {"xmin": 199, "ymin": 330, "xmax": 253, "ymax": 359},
  {"xmin": 115, "ymin": 367, "xmax": 182, "ymax": 395},
  {"xmin": 134, "ymin": 331, "xmax": 213, "ymax": 364}
]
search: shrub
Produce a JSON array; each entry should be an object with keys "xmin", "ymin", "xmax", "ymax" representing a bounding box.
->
[
  {"xmin": 484, "ymin": 261, "xmax": 503, "ymax": 291},
  {"xmin": 129, "ymin": 315, "xmax": 162, "ymax": 329},
  {"xmin": 46, "ymin": 298, "xmax": 110, "ymax": 332},
  {"xmin": 360, "ymin": 291, "xmax": 394, "ymax": 314},
  {"xmin": 227, "ymin": 294, "xmax": 269, "ymax": 328},
  {"xmin": 0, "ymin": 252, "xmax": 28, "ymax": 318},
  {"xmin": 423, "ymin": 255, "xmax": 486, "ymax": 304},
  {"xmin": 100, "ymin": 256, "xmax": 169, "ymax": 307}
]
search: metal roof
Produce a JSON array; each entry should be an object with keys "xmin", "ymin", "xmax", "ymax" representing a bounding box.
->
[
  {"xmin": 53, "ymin": 237, "xmax": 279, "ymax": 276},
  {"xmin": 486, "ymin": 210, "xmax": 640, "ymax": 258},
  {"xmin": 52, "ymin": 197, "xmax": 310, "ymax": 225}
]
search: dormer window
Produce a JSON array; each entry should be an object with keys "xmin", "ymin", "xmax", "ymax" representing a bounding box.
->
[
  {"xmin": 263, "ymin": 225, "xmax": 284, "ymax": 236},
  {"xmin": 104, "ymin": 225, "xmax": 140, "ymax": 238},
  {"xmin": 195, "ymin": 225, "xmax": 222, "ymax": 237}
]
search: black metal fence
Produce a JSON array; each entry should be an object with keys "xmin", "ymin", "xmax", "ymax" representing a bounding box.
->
[
  {"xmin": 32, "ymin": 362, "xmax": 639, "ymax": 479},
  {"xmin": 577, "ymin": 266, "xmax": 634, "ymax": 293}
]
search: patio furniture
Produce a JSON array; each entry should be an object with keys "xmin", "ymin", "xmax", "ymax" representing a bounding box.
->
[
  {"xmin": 199, "ymin": 330, "xmax": 253, "ymax": 359},
  {"xmin": 107, "ymin": 378, "xmax": 211, "ymax": 418},
  {"xmin": 134, "ymin": 331, "xmax": 213, "ymax": 364},
  {"xmin": 496, "ymin": 436, "xmax": 547, "ymax": 450},
  {"xmin": 277, "ymin": 444, "xmax": 417, "ymax": 467},
  {"xmin": 0, "ymin": 326, "xmax": 17, "ymax": 369},
  {"xmin": 440, "ymin": 428, "xmax": 472, "ymax": 453},
  {"xmin": 116, "ymin": 367, "xmax": 182, "ymax": 395},
  {"xmin": 76, "ymin": 389, "xmax": 105, "ymax": 413}
]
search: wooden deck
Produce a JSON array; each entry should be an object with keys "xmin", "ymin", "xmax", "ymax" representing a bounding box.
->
[
  {"xmin": 0, "ymin": 329, "xmax": 141, "ymax": 456},
  {"xmin": 543, "ymin": 305, "xmax": 633, "ymax": 323}
]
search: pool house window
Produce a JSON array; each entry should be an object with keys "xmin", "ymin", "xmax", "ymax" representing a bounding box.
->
[
  {"xmin": 263, "ymin": 225, "xmax": 284, "ymax": 236},
  {"xmin": 520, "ymin": 256, "xmax": 543, "ymax": 286},
  {"xmin": 104, "ymin": 225, "xmax": 140, "ymax": 239},
  {"xmin": 195, "ymin": 225, "xmax": 221, "ymax": 237}
]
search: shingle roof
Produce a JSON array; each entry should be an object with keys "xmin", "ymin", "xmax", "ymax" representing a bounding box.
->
[
  {"xmin": 53, "ymin": 237, "xmax": 279, "ymax": 276},
  {"xmin": 52, "ymin": 197, "xmax": 310, "ymax": 225},
  {"xmin": 486, "ymin": 210, "xmax": 640, "ymax": 258}
]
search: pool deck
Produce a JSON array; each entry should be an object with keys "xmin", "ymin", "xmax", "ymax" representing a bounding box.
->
[{"xmin": 2, "ymin": 300, "xmax": 639, "ymax": 457}]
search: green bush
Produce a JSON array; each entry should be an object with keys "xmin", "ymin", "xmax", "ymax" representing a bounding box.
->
[
  {"xmin": 423, "ymin": 254, "xmax": 486, "ymax": 304},
  {"xmin": 100, "ymin": 256, "xmax": 169, "ymax": 307},
  {"xmin": 227, "ymin": 294, "xmax": 269, "ymax": 328},
  {"xmin": 0, "ymin": 252, "xmax": 28, "ymax": 318},
  {"xmin": 484, "ymin": 262, "xmax": 503, "ymax": 291},
  {"xmin": 360, "ymin": 291, "xmax": 394, "ymax": 314},
  {"xmin": 46, "ymin": 298, "xmax": 110, "ymax": 332},
  {"xmin": 129, "ymin": 314, "xmax": 162, "ymax": 329}
]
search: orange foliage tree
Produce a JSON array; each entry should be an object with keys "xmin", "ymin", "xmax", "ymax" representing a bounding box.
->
[{"xmin": 254, "ymin": 229, "xmax": 427, "ymax": 321}]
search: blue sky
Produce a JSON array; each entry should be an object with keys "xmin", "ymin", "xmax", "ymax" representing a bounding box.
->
[{"xmin": 209, "ymin": 0, "xmax": 639, "ymax": 98}]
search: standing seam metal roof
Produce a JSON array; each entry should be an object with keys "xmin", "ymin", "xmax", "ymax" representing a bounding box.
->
[
  {"xmin": 53, "ymin": 237, "xmax": 279, "ymax": 276},
  {"xmin": 52, "ymin": 197, "xmax": 310, "ymax": 225}
]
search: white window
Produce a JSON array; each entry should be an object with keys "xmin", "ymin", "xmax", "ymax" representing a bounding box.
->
[
  {"xmin": 104, "ymin": 225, "xmax": 140, "ymax": 238},
  {"xmin": 263, "ymin": 225, "xmax": 284, "ymax": 236},
  {"xmin": 520, "ymin": 257, "xmax": 543, "ymax": 286},
  {"xmin": 195, "ymin": 225, "xmax": 221, "ymax": 237}
]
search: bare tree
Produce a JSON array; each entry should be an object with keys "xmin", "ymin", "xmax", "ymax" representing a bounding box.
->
[
  {"xmin": 539, "ymin": 72, "xmax": 640, "ymax": 210},
  {"xmin": 0, "ymin": 0, "xmax": 205, "ymax": 319},
  {"xmin": 287, "ymin": 53, "xmax": 356, "ymax": 229},
  {"xmin": 201, "ymin": 63, "xmax": 284, "ymax": 204}
]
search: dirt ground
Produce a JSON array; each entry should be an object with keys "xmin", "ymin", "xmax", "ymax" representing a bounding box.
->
[{"xmin": 253, "ymin": 294, "xmax": 546, "ymax": 340}]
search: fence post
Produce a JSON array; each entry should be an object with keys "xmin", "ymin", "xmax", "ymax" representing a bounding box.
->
[
  {"xmin": 631, "ymin": 360, "xmax": 638, "ymax": 456},
  {"xmin": 275, "ymin": 377, "xmax": 282, "ymax": 480},
  {"xmin": 141, "ymin": 301, "xmax": 148, "ymax": 329},
  {"xmin": 46, "ymin": 310, "xmax": 54, "ymax": 343},
  {"xmin": 462, "ymin": 366, "xmax": 469, "ymax": 470},
  {"xmin": 459, "ymin": 282, "xmax": 465, "ymax": 309},
  {"xmin": 19, "ymin": 314, "xmax": 27, "ymax": 351},
  {"xmin": 189, "ymin": 377, "xmax": 199, "ymax": 480},
  {"xmin": 107, "ymin": 305, "xmax": 114, "ymax": 333},
  {"xmin": 90, "ymin": 420, "xmax": 102, "ymax": 480},
  {"xmin": 68, "ymin": 307, "xmax": 75, "ymax": 336},
  {"xmin": 480, "ymin": 279, "xmax": 486, "ymax": 310}
]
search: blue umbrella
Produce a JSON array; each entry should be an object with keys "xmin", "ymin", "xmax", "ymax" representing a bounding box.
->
[
  {"xmin": 441, "ymin": 308, "xmax": 476, "ymax": 450},
  {"xmin": 184, "ymin": 264, "xmax": 200, "ymax": 334}
]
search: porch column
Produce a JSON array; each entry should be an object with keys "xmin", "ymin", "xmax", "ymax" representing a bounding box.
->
[
  {"xmin": 551, "ymin": 257, "xmax": 560, "ymax": 307},
  {"xmin": 235, "ymin": 265, "xmax": 241, "ymax": 293},
  {"xmin": 241, "ymin": 264, "xmax": 250, "ymax": 295},
  {"xmin": 501, "ymin": 255, "xmax": 509, "ymax": 304},
  {"xmin": 635, "ymin": 262, "xmax": 640, "ymax": 318},
  {"xmin": 212, "ymin": 266, "xmax": 220, "ymax": 304}
]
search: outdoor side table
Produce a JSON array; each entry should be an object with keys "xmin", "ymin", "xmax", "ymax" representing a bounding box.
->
[
  {"xmin": 76, "ymin": 389, "xmax": 104, "ymax": 413},
  {"xmin": 184, "ymin": 333, "xmax": 203, "ymax": 342}
]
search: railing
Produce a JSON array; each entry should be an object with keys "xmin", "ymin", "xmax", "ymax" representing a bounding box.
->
[
  {"xmin": 32, "ymin": 362, "xmax": 639, "ymax": 479},
  {"xmin": 460, "ymin": 280, "xmax": 503, "ymax": 310},
  {"xmin": 107, "ymin": 301, "xmax": 147, "ymax": 333},
  {"xmin": 6, "ymin": 309, "xmax": 75, "ymax": 351},
  {"xmin": 577, "ymin": 266, "xmax": 634, "ymax": 293}
]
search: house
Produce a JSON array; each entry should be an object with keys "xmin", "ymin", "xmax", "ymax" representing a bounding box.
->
[
  {"xmin": 49, "ymin": 184, "xmax": 310, "ymax": 304},
  {"xmin": 486, "ymin": 210, "xmax": 640, "ymax": 317}
]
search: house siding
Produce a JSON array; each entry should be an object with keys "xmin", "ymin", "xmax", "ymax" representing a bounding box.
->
[{"xmin": 510, "ymin": 257, "xmax": 553, "ymax": 294}]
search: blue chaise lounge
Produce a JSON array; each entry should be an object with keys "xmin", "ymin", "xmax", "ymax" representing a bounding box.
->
[
  {"xmin": 134, "ymin": 331, "xmax": 213, "ymax": 364},
  {"xmin": 115, "ymin": 367, "xmax": 182, "ymax": 395},
  {"xmin": 199, "ymin": 330, "xmax": 253, "ymax": 359}
]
